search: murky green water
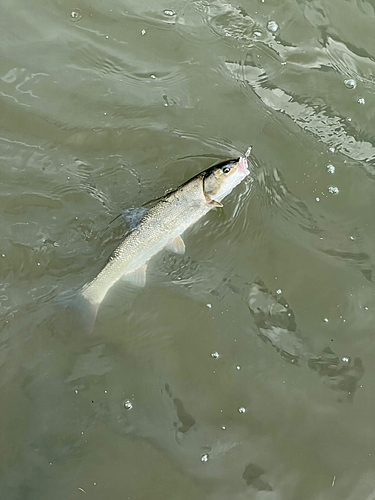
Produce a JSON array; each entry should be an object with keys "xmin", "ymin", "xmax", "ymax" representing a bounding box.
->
[{"xmin": 1, "ymin": 0, "xmax": 375, "ymax": 498}]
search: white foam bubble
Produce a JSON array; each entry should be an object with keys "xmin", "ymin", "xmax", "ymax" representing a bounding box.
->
[
  {"xmin": 267, "ymin": 20, "xmax": 279, "ymax": 33},
  {"xmin": 344, "ymin": 79, "xmax": 356, "ymax": 89},
  {"xmin": 124, "ymin": 399, "xmax": 133, "ymax": 410}
]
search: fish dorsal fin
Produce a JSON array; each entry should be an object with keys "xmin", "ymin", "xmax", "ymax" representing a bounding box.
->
[
  {"xmin": 166, "ymin": 236, "xmax": 186, "ymax": 255},
  {"xmin": 122, "ymin": 264, "xmax": 147, "ymax": 287},
  {"xmin": 121, "ymin": 207, "xmax": 148, "ymax": 230}
]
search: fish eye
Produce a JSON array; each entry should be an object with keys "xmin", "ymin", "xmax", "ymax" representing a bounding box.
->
[{"xmin": 222, "ymin": 166, "xmax": 231, "ymax": 174}]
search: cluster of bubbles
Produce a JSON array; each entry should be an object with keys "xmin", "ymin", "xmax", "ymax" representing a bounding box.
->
[
  {"xmin": 267, "ymin": 20, "xmax": 279, "ymax": 33},
  {"xmin": 70, "ymin": 9, "xmax": 82, "ymax": 22},
  {"xmin": 328, "ymin": 186, "xmax": 339, "ymax": 195},
  {"xmin": 123, "ymin": 399, "xmax": 133, "ymax": 410}
]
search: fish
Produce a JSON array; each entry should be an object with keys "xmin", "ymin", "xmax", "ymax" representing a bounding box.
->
[{"xmin": 75, "ymin": 153, "xmax": 251, "ymax": 331}]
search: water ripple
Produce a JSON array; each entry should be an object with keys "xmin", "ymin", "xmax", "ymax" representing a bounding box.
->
[{"xmin": 226, "ymin": 60, "xmax": 375, "ymax": 171}]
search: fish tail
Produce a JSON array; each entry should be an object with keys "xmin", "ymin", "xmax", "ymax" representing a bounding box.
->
[{"xmin": 55, "ymin": 289, "xmax": 100, "ymax": 334}]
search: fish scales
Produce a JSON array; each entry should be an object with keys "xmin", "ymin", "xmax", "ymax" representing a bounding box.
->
[{"xmin": 82, "ymin": 176, "xmax": 209, "ymax": 305}]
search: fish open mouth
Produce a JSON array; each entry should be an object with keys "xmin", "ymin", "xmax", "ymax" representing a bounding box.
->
[{"xmin": 238, "ymin": 157, "xmax": 250, "ymax": 176}]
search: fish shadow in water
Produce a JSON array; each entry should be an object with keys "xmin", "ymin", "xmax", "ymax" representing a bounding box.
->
[{"xmin": 247, "ymin": 279, "xmax": 364, "ymax": 401}]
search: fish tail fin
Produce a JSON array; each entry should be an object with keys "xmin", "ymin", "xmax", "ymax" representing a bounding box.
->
[
  {"xmin": 73, "ymin": 293, "xmax": 100, "ymax": 334},
  {"xmin": 55, "ymin": 290, "xmax": 100, "ymax": 334}
]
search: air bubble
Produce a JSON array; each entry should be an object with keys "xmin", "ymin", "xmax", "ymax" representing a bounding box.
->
[
  {"xmin": 328, "ymin": 186, "xmax": 339, "ymax": 195},
  {"xmin": 344, "ymin": 79, "xmax": 356, "ymax": 89},
  {"xmin": 326, "ymin": 164, "xmax": 335, "ymax": 174},
  {"xmin": 123, "ymin": 399, "xmax": 133, "ymax": 410},
  {"xmin": 70, "ymin": 9, "xmax": 82, "ymax": 22},
  {"xmin": 201, "ymin": 453, "xmax": 209, "ymax": 462},
  {"xmin": 267, "ymin": 20, "xmax": 279, "ymax": 33}
]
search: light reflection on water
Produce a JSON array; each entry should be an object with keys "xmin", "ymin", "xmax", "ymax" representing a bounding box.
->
[{"xmin": 1, "ymin": 0, "xmax": 375, "ymax": 498}]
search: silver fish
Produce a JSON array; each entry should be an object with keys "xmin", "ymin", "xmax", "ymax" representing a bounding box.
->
[{"xmin": 77, "ymin": 154, "xmax": 251, "ymax": 330}]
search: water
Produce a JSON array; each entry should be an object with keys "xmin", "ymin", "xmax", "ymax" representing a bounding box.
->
[{"xmin": 1, "ymin": 0, "xmax": 375, "ymax": 498}]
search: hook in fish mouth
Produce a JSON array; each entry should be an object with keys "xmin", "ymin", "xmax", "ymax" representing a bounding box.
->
[
  {"xmin": 238, "ymin": 156, "xmax": 250, "ymax": 176},
  {"xmin": 238, "ymin": 146, "xmax": 252, "ymax": 176}
]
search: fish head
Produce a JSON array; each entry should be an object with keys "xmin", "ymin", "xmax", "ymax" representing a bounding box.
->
[{"xmin": 203, "ymin": 157, "xmax": 250, "ymax": 203}]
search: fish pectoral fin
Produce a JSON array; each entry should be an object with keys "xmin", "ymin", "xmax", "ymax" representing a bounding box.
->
[
  {"xmin": 208, "ymin": 199, "xmax": 223, "ymax": 208},
  {"xmin": 122, "ymin": 264, "xmax": 147, "ymax": 287},
  {"xmin": 166, "ymin": 236, "xmax": 186, "ymax": 255},
  {"xmin": 121, "ymin": 207, "xmax": 148, "ymax": 230},
  {"xmin": 204, "ymin": 193, "xmax": 223, "ymax": 208}
]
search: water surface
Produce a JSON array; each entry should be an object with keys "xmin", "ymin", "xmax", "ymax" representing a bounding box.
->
[{"xmin": 1, "ymin": 0, "xmax": 375, "ymax": 499}]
